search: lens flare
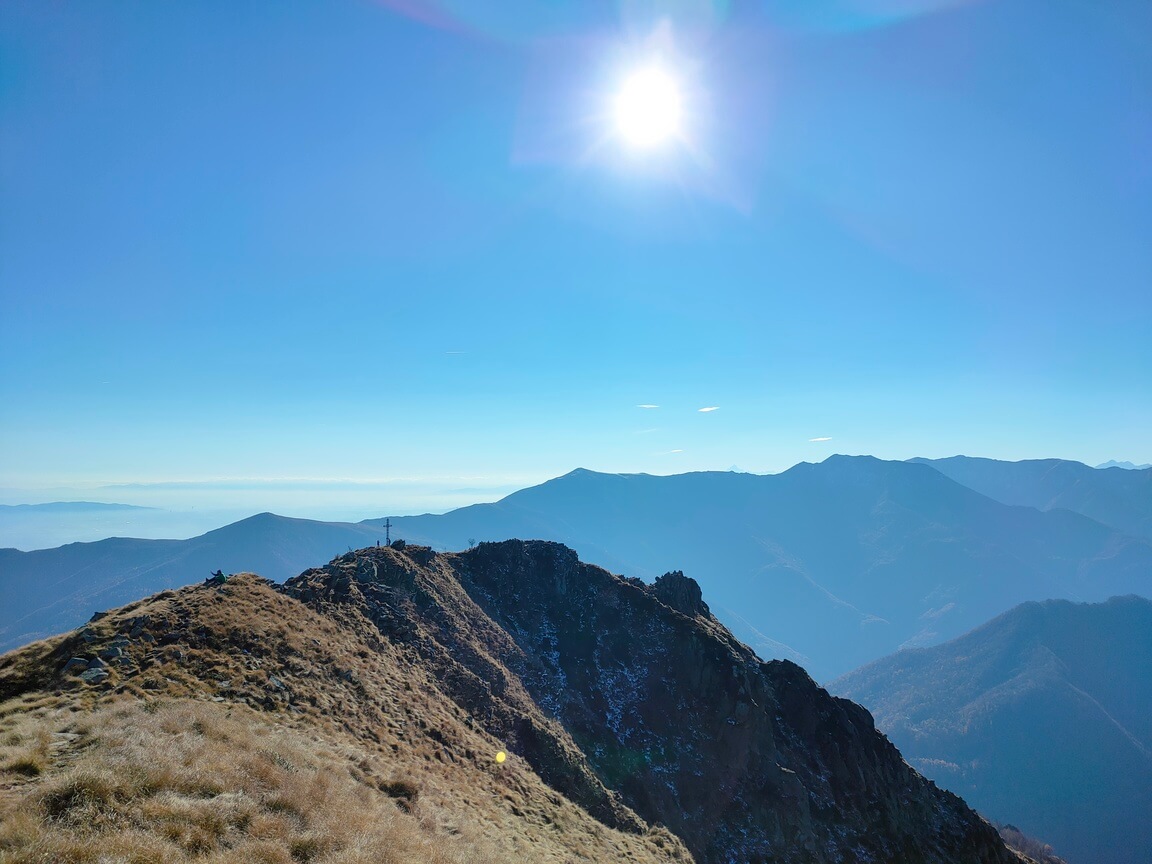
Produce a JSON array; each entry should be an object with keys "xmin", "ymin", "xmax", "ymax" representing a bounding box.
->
[{"xmin": 614, "ymin": 67, "xmax": 682, "ymax": 148}]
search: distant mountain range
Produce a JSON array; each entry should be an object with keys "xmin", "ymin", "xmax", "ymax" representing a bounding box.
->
[
  {"xmin": 832, "ymin": 595, "xmax": 1152, "ymax": 864},
  {"xmin": 375, "ymin": 455, "xmax": 1151, "ymax": 679},
  {"xmin": 3, "ymin": 456, "xmax": 1150, "ymax": 681},
  {"xmin": 0, "ymin": 502, "xmax": 155, "ymax": 512},
  {"xmin": 1096, "ymin": 460, "xmax": 1152, "ymax": 470},
  {"xmin": 911, "ymin": 456, "xmax": 1152, "ymax": 543}
]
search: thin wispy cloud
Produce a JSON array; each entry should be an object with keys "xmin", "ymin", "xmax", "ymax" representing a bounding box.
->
[
  {"xmin": 637, "ymin": 404, "xmax": 660, "ymax": 409},
  {"xmin": 698, "ymin": 406, "xmax": 719, "ymax": 413},
  {"xmin": 660, "ymin": 449, "xmax": 685, "ymax": 455},
  {"xmin": 809, "ymin": 437, "xmax": 832, "ymax": 442}
]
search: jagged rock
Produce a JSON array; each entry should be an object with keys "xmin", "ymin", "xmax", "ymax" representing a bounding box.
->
[
  {"xmin": 86, "ymin": 657, "xmax": 106, "ymax": 670},
  {"xmin": 63, "ymin": 657, "xmax": 88, "ymax": 674},
  {"xmin": 127, "ymin": 615, "xmax": 151, "ymax": 638},
  {"xmin": 649, "ymin": 570, "xmax": 710, "ymax": 617}
]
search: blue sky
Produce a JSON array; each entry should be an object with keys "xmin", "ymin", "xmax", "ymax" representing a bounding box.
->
[{"xmin": 2, "ymin": 0, "xmax": 1149, "ymax": 514}]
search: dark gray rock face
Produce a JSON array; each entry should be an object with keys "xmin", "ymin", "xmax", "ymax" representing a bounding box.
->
[
  {"xmin": 649, "ymin": 570, "xmax": 710, "ymax": 618},
  {"xmin": 284, "ymin": 540, "xmax": 1016, "ymax": 864}
]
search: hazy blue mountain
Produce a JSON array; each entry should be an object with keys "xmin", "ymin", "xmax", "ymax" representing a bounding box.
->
[
  {"xmin": 831, "ymin": 595, "xmax": 1152, "ymax": 864},
  {"xmin": 1096, "ymin": 460, "xmax": 1152, "ymax": 470},
  {"xmin": 0, "ymin": 502, "xmax": 161, "ymax": 553},
  {"xmin": 0, "ymin": 502, "xmax": 155, "ymax": 512},
  {"xmin": 910, "ymin": 455, "xmax": 1152, "ymax": 543},
  {"xmin": 0, "ymin": 504, "xmax": 260, "ymax": 552},
  {"xmin": 369, "ymin": 456, "xmax": 1152, "ymax": 680},
  {"xmin": 0, "ymin": 513, "xmax": 380, "ymax": 652}
]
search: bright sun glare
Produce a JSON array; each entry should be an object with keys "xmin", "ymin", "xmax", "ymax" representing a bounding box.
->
[{"xmin": 614, "ymin": 67, "xmax": 682, "ymax": 148}]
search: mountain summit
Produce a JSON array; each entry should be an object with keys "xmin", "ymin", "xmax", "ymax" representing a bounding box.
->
[{"xmin": 0, "ymin": 541, "xmax": 1019, "ymax": 863}]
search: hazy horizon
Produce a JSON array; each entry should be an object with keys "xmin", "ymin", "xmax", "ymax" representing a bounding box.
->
[
  {"xmin": 2, "ymin": 451, "xmax": 1148, "ymax": 551},
  {"xmin": 0, "ymin": 474, "xmax": 528, "ymax": 550}
]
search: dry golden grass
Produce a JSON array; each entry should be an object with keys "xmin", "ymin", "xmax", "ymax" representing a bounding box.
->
[
  {"xmin": 0, "ymin": 728, "xmax": 48, "ymax": 780},
  {"xmin": 0, "ymin": 573, "xmax": 692, "ymax": 864},
  {"xmin": 0, "ymin": 697, "xmax": 505, "ymax": 864}
]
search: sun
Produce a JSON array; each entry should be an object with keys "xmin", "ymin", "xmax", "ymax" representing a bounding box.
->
[{"xmin": 613, "ymin": 67, "xmax": 682, "ymax": 148}]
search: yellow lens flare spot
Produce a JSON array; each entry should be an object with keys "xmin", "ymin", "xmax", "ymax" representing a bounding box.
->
[
  {"xmin": 614, "ymin": 67, "xmax": 682, "ymax": 148},
  {"xmin": 495, "ymin": 751, "xmax": 506, "ymax": 764}
]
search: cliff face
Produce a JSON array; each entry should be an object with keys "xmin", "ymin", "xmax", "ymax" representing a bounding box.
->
[{"xmin": 284, "ymin": 539, "xmax": 1017, "ymax": 864}]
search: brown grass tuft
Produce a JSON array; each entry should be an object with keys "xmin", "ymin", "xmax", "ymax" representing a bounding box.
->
[
  {"xmin": 0, "ymin": 726, "xmax": 50, "ymax": 778},
  {"xmin": 379, "ymin": 777, "xmax": 420, "ymax": 809},
  {"xmin": 36, "ymin": 767, "xmax": 126, "ymax": 821}
]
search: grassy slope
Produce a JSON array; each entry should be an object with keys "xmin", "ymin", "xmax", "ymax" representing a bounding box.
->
[{"xmin": 0, "ymin": 574, "xmax": 690, "ymax": 864}]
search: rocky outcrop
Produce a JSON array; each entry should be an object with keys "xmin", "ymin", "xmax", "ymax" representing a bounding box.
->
[
  {"xmin": 650, "ymin": 570, "xmax": 710, "ymax": 618},
  {"xmin": 284, "ymin": 540, "xmax": 1018, "ymax": 864}
]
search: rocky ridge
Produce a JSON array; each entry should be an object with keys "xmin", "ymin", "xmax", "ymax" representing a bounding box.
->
[
  {"xmin": 0, "ymin": 569, "xmax": 691, "ymax": 862},
  {"xmin": 283, "ymin": 539, "xmax": 1019, "ymax": 864}
]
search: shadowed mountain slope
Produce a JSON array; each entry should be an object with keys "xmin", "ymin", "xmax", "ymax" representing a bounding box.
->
[
  {"xmin": 910, "ymin": 456, "xmax": 1152, "ymax": 543},
  {"xmin": 373, "ymin": 456, "xmax": 1152, "ymax": 680},
  {"xmin": 831, "ymin": 595, "xmax": 1152, "ymax": 864},
  {"xmin": 1, "ymin": 541, "xmax": 1022, "ymax": 863}
]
